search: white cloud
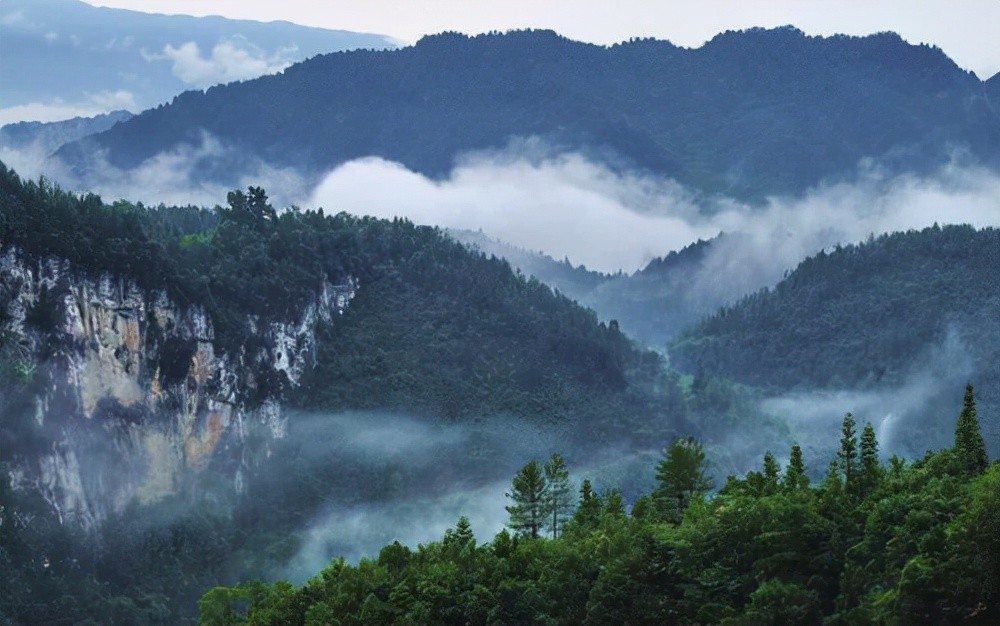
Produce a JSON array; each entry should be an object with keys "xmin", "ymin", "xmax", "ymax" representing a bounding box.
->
[
  {"xmin": 153, "ymin": 38, "xmax": 293, "ymax": 89},
  {"xmin": 309, "ymin": 146, "xmax": 1000, "ymax": 274},
  {"xmin": 310, "ymin": 151, "xmax": 714, "ymax": 273},
  {"xmin": 44, "ymin": 31, "xmax": 58, "ymax": 42},
  {"xmin": 35, "ymin": 131, "xmax": 310, "ymax": 208},
  {"xmin": 0, "ymin": 91, "xmax": 137, "ymax": 125}
]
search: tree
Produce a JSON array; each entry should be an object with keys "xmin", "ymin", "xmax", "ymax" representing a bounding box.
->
[
  {"xmin": 505, "ymin": 461, "xmax": 547, "ymax": 538},
  {"xmin": 543, "ymin": 453, "xmax": 574, "ymax": 539},
  {"xmin": 783, "ymin": 444, "xmax": 808, "ymax": 491},
  {"xmin": 762, "ymin": 451, "xmax": 780, "ymax": 494},
  {"xmin": 954, "ymin": 384, "xmax": 988, "ymax": 475},
  {"xmin": 654, "ymin": 437, "xmax": 712, "ymax": 521},
  {"xmin": 838, "ymin": 413, "xmax": 858, "ymax": 489},
  {"xmin": 573, "ymin": 479, "xmax": 601, "ymax": 528},
  {"xmin": 858, "ymin": 423, "xmax": 881, "ymax": 496}
]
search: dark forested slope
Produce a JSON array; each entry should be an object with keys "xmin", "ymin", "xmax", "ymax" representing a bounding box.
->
[
  {"xmin": 57, "ymin": 27, "xmax": 1000, "ymax": 199},
  {"xmin": 671, "ymin": 225, "xmax": 1000, "ymax": 452},
  {"xmin": 0, "ymin": 161, "xmax": 679, "ymax": 436}
]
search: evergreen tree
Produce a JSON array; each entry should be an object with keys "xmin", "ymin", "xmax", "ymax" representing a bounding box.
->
[
  {"xmin": 954, "ymin": 384, "xmax": 988, "ymax": 475},
  {"xmin": 859, "ymin": 423, "xmax": 881, "ymax": 496},
  {"xmin": 838, "ymin": 413, "xmax": 858, "ymax": 489},
  {"xmin": 783, "ymin": 444, "xmax": 809, "ymax": 491},
  {"xmin": 762, "ymin": 451, "xmax": 780, "ymax": 494},
  {"xmin": 654, "ymin": 437, "xmax": 712, "ymax": 521},
  {"xmin": 573, "ymin": 479, "xmax": 601, "ymax": 528},
  {"xmin": 505, "ymin": 461, "xmax": 547, "ymax": 538},
  {"xmin": 543, "ymin": 453, "xmax": 574, "ymax": 539}
]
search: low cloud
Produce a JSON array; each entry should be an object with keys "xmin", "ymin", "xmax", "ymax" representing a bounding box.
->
[
  {"xmin": 15, "ymin": 131, "xmax": 310, "ymax": 208},
  {"xmin": 151, "ymin": 38, "xmax": 295, "ymax": 89},
  {"xmin": 0, "ymin": 90, "xmax": 136, "ymax": 125},
  {"xmin": 309, "ymin": 146, "xmax": 1000, "ymax": 276},
  {"xmin": 763, "ymin": 327, "xmax": 976, "ymax": 463}
]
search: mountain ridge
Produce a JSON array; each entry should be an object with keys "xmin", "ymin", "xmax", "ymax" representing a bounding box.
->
[{"xmin": 54, "ymin": 26, "xmax": 1000, "ymax": 200}]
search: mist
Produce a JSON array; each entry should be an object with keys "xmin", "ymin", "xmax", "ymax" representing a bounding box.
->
[
  {"xmin": 1, "ymin": 131, "xmax": 311, "ymax": 209},
  {"xmin": 762, "ymin": 327, "xmax": 977, "ymax": 467},
  {"xmin": 308, "ymin": 145, "xmax": 1000, "ymax": 283},
  {"xmin": 272, "ymin": 410, "xmax": 661, "ymax": 581}
]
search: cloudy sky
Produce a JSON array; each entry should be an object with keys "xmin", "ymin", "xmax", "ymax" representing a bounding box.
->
[{"xmin": 83, "ymin": 0, "xmax": 1000, "ymax": 79}]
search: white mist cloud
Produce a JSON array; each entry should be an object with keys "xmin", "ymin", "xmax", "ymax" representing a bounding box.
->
[
  {"xmin": 762, "ymin": 327, "xmax": 977, "ymax": 461},
  {"xmin": 309, "ymin": 146, "xmax": 1000, "ymax": 275},
  {"xmin": 310, "ymin": 151, "xmax": 713, "ymax": 273},
  {"xmin": 23, "ymin": 131, "xmax": 310, "ymax": 208},
  {"xmin": 0, "ymin": 90, "xmax": 136, "ymax": 125},
  {"xmin": 152, "ymin": 38, "xmax": 295, "ymax": 89}
]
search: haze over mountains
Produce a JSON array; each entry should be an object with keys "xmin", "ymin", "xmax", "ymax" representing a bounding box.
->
[
  {"xmin": 0, "ymin": 0, "xmax": 395, "ymax": 123},
  {"xmin": 51, "ymin": 27, "xmax": 1000, "ymax": 202},
  {"xmin": 2, "ymin": 15, "xmax": 1000, "ymax": 623}
]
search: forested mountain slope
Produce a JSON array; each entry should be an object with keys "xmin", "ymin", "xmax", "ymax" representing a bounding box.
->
[
  {"xmin": 57, "ymin": 27, "xmax": 1000, "ymax": 199},
  {"xmin": 0, "ymin": 160, "xmax": 714, "ymax": 622},
  {"xmin": 672, "ymin": 225, "xmax": 1000, "ymax": 447}
]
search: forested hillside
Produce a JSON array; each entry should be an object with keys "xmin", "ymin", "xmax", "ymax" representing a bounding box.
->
[
  {"xmin": 57, "ymin": 27, "xmax": 1000, "ymax": 199},
  {"xmin": 4, "ymin": 162, "xmax": 757, "ymax": 623},
  {"xmin": 197, "ymin": 388, "xmax": 1000, "ymax": 625},
  {"xmin": 0, "ymin": 161, "xmax": 679, "ymax": 433},
  {"xmin": 672, "ymin": 225, "xmax": 1000, "ymax": 450}
]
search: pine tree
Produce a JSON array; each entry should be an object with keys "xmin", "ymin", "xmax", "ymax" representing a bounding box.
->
[
  {"xmin": 654, "ymin": 437, "xmax": 712, "ymax": 521},
  {"xmin": 838, "ymin": 413, "xmax": 858, "ymax": 489},
  {"xmin": 954, "ymin": 384, "xmax": 988, "ymax": 475},
  {"xmin": 543, "ymin": 453, "xmax": 573, "ymax": 539},
  {"xmin": 505, "ymin": 461, "xmax": 547, "ymax": 538},
  {"xmin": 783, "ymin": 444, "xmax": 808, "ymax": 491},
  {"xmin": 762, "ymin": 451, "xmax": 780, "ymax": 494},
  {"xmin": 573, "ymin": 479, "xmax": 601, "ymax": 528},
  {"xmin": 859, "ymin": 423, "xmax": 881, "ymax": 496}
]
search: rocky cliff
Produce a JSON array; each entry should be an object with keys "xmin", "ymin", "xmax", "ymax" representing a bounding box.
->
[{"xmin": 0, "ymin": 249, "xmax": 355, "ymax": 528}]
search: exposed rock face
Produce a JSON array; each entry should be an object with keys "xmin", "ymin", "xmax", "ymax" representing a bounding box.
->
[{"xmin": 0, "ymin": 250, "xmax": 355, "ymax": 528}]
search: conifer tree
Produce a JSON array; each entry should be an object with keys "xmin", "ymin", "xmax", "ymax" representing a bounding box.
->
[
  {"xmin": 654, "ymin": 437, "xmax": 712, "ymax": 521},
  {"xmin": 505, "ymin": 461, "xmax": 547, "ymax": 538},
  {"xmin": 573, "ymin": 479, "xmax": 601, "ymax": 527},
  {"xmin": 783, "ymin": 444, "xmax": 808, "ymax": 491},
  {"xmin": 543, "ymin": 453, "xmax": 573, "ymax": 539},
  {"xmin": 762, "ymin": 451, "xmax": 780, "ymax": 494},
  {"xmin": 838, "ymin": 413, "xmax": 858, "ymax": 489},
  {"xmin": 954, "ymin": 384, "xmax": 988, "ymax": 475},
  {"xmin": 859, "ymin": 423, "xmax": 881, "ymax": 496}
]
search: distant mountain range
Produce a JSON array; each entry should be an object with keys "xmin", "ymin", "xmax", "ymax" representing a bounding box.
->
[
  {"xmin": 54, "ymin": 26, "xmax": 1000, "ymax": 200},
  {"xmin": 0, "ymin": 0, "xmax": 395, "ymax": 122},
  {"xmin": 0, "ymin": 109, "xmax": 133, "ymax": 154}
]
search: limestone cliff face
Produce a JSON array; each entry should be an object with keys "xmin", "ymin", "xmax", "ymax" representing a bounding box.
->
[{"xmin": 0, "ymin": 250, "xmax": 355, "ymax": 528}]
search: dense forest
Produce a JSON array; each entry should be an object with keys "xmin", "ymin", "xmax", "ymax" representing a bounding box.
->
[
  {"xmin": 57, "ymin": 28, "xmax": 1000, "ymax": 199},
  {"xmin": 196, "ymin": 386, "xmax": 998, "ymax": 625},
  {"xmin": 0, "ymin": 160, "xmax": 680, "ymax": 431},
  {"xmin": 672, "ymin": 225, "xmax": 1000, "ymax": 451},
  {"xmin": 0, "ymin": 163, "xmax": 783, "ymax": 623}
]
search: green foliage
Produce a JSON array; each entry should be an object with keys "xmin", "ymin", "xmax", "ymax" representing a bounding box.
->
[
  {"xmin": 197, "ymin": 387, "xmax": 996, "ymax": 625},
  {"xmin": 672, "ymin": 225, "xmax": 1000, "ymax": 455},
  {"xmin": 543, "ymin": 453, "xmax": 573, "ymax": 539},
  {"xmin": 654, "ymin": 436, "xmax": 712, "ymax": 521},
  {"xmin": 506, "ymin": 460, "xmax": 548, "ymax": 539},
  {"xmin": 954, "ymin": 384, "xmax": 988, "ymax": 475}
]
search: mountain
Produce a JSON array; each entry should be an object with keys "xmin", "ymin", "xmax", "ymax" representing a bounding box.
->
[
  {"xmin": 5, "ymin": 162, "xmax": 756, "ymax": 621},
  {"xmin": 671, "ymin": 225, "xmax": 1000, "ymax": 453},
  {"xmin": 55, "ymin": 27, "xmax": 1000, "ymax": 199},
  {"xmin": 0, "ymin": 111, "xmax": 134, "ymax": 177},
  {"xmin": 454, "ymin": 231, "xmax": 769, "ymax": 351},
  {"xmin": 0, "ymin": 0, "xmax": 395, "ymax": 122}
]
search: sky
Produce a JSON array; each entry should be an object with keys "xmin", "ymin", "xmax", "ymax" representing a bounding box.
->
[{"xmin": 82, "ymin": 0, "xmax": 1000, "ymax": 79}]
